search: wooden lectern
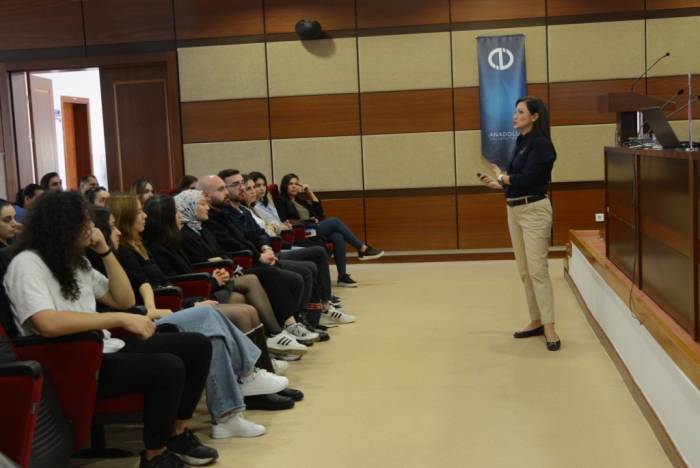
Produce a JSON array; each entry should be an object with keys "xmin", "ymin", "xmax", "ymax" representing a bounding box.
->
[{"xmin": 598, "ymin": 92, "xmax": 666, "ymax": 145}]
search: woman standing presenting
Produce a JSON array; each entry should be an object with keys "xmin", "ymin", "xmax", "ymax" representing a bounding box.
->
[{"xmin": 478, "ymin": 96, "xmax": 560, "ymax": 351}]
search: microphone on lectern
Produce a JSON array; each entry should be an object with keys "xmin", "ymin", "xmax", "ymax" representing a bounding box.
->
[
  {"xmin": 660, "ymin": 88, "xmax": 684, "ymax": 111},
  {"xmin": 630, "ymin": 52, "xmax": 670, "ymax": 92}
]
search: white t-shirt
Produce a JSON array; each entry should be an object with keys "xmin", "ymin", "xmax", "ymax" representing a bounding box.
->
[{"xmin": 3, "ymin": 250, "xmax": 125, "ymax": 353}]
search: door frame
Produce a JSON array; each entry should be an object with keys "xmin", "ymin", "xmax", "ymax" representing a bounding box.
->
[{"xmin": 0, "ymin": 52, "xmax": 182, "ymax": 198}]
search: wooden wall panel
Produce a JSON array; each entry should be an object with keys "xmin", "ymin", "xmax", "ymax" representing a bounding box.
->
[
  {"xmin": 356, "ymin": 0, "xmax": 450, "ymax": 29},
  {"xmin": 361, "ymin": 89, "xmax": 453, "ymax": 135},
  {"xmin": 83, "ymin": 0, "xmax": 174, "ymax": 46},
  {"xmin": 551, "ymin": 187, "xmax": 605, "ymax": 245},
  {"xmin": 0, "ymin": 0, "xmax": 83, "ymax": 51},
  {"xmin": 264, "ymin": 0, "xmax": 355, "ymax": 34},
  {"xmin": 457, "ymin": 193, "xmax": 511, "ymax": 248},
  {"xmin": 174, "ymin": 0, "xmax": 264, "ymax": 40},
  {"xmin": 547, "ymin": 0, "xmax": 644, "ymax": 17},
  {"xmin": 454, "ymin": 83, "xmax": 547, "ymax": 131},
  {"xmin": 270, "ymin": 94, "xmax": 360, "ymax": 139},
  {"xmin": 365, "ymin": 195, "xmax": 457, "ymax": 250},
  {"xmin": 454, "ymin": 87, "xmax": 480, "ymax": 131},
  {"xmin": 451, "ymin": 0, "xmax": 545, "ymax": 22},
  {"xmin": 182, "ymin": 99, "xmax": 269, "ymax": 143},
  {"xmin": 322, "ymin": 198, "xmax": 365, "ymax": 242},
  {"xmin": 643, "ymin": 0, "xmax": 700, "ymax": 10},
  {"xmin": 647, "ymin": 75, "xmax": 700, "ymax": 121},
  {"xmin": 549, "ymin": 79, "xmax": 635, "ymax": 126}
]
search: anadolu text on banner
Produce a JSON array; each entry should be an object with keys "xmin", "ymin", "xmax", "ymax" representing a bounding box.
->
[{"xmin": 476, "ymin": 34, "xmax": 527, "ymax": 168}]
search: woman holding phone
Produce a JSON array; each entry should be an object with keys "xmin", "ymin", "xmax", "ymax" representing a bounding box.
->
[{"xmin": 478, "ymin": 96, "xmax": 560, "ymax": 351}]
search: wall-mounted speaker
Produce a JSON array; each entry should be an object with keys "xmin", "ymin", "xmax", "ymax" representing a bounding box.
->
[{"xmin": 295, "ymin": 20, "xmax": 323, "ymax": 40}]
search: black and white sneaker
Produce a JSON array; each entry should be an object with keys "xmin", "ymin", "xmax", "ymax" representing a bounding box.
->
[
  {"xmin": 330, "ymin": 295, "xmax": 343, "ymax": 306},
  {"xmin": 167, "ymin": 429, "xmax": 219, "ymax": 466},
  {"xmin": 139, "ymin": 450, "xmax": 185, "ymax": 468},
  {"xmin": 358, "ymin": 245, "xmax": 384, "ymax": 261},
  {"xmin": 337, "ymin": 274, "xmax": 358, "ymax": 288}
]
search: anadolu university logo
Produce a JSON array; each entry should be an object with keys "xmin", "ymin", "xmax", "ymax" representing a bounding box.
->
[{"xmin": 487, "ymin": 47, "xmax": 514, "ymax": 71}]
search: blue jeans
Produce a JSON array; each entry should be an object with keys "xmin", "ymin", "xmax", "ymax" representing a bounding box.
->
[
  {"xmin": 316, "ymin": 217, "xmax": 363, "ymax": 277},
  {"xmin": 156, "ymin": 305, "xmax": 260, "ymax": 421}
]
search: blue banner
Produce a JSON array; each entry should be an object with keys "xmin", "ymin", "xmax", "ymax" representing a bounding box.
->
[{"xmin": 477, "ymin": 34, "xmax": 527, "ymax": 168}]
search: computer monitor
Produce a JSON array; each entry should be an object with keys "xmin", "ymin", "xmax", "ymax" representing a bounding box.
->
[{"xmin": 641, "ymin": 106, "xmax": 682, "ymax": 149}]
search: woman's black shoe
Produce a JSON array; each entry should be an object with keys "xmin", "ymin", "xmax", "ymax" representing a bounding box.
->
[
  {"xmin": 546, "ymin": 339, "xmax": 561, "ymax": 351},
  {"xmin": 513, "ymin": 326, "xmax": 544, "ymax": 339},
  {"xmin": 278, "ymin": 387, "xmax": 304, "ymax": 401}
]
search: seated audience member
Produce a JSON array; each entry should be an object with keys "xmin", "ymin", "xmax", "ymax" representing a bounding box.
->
[
  {"xmin": 144, "ymin": 194, "xmax": 306, "ymax": 359},
  {"xmin": 3, "ymin": 190, "xmax": 218, "ymax": 468},
  {"xmin": 277, "ymin": 173, "xmax": 384, "ymax": 287},
  {"xmin": 0, "ymin": 199, "xmax": 19, "ymax": 248},
  {"xmin": 218, "ymin": 170, "xmax": 351, "ymax": 327},
  {"xmin": 14, "ymin": 183, "xmax": 44, "ymax": 223},
  {"xmin": 96, "ymin": 201, "xmax": 294, "ymax": 418},
  {"xmin": 176, "ymin": 175, "xmax": 198, "ymax": 193},
  {"xmin": 79, "ymin": 174, "xmax": 99, "ymax": 194},
  {"xmin": 131, "ymin": 178, "xmax": 155, "ymax": 205},
  {"xmin": 246, "ymin": 172, "xmax": 292, "ymax": 237},
  {"xmin": 86, "ymin": 186, "xmax": 110, "ymax": 207},
  {"xmin": 39, "ymin": 172, "xmax": 62, "ymax": 191}
]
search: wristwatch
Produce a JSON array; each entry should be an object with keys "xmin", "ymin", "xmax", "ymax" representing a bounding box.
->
[{"xmin": 497, "ymin": 174, "xmax": 505, "ymax": 186}]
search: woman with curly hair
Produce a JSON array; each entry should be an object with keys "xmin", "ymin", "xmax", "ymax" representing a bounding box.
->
[{"xmin": 3, "ymin": 190, "xmax": 218, "ymax": 468}]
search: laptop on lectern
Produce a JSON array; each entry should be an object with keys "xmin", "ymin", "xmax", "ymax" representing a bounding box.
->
[{"xmin": 641, "ymin": 106, "xmax": 682, "ymax": 149}]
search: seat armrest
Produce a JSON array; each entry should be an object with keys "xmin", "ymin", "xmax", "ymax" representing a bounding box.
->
[{"xmin": 0, "ymin": 360, "xmax": 42, "ymax": 378}]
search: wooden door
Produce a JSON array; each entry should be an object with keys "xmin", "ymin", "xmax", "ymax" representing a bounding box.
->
[
  {"xmin": 100, "ymin": 61, "xmax": 182, "ymax": 191},
  {"xmin": 61, "ymin": 97, "xmax": 92, "ymax": 189},
  {"xmin": 28, "ymin": 75, "xmax": 59, "ymax": 181}
]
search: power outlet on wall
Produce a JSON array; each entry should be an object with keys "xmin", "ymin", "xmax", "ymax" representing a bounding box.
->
[{"xmin": 595, "ymin": 213, "xmax": 605, "ymax": 222}]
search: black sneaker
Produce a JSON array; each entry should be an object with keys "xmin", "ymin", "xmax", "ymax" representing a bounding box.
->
[
  {"xmin": 167, "ymin": 429, "xmax": 219, "ymax": 466},
  {"xmin": 139, "ymin": 450, "xmax": 185, "ymax": 468},
  {"xmin": 358, "ymin": 245, "xmax": 384, "ymax": 261},
  {"xmin": 330, "ymin": 295, "xmax": 342, "ymax": 306},
  {"xmin": 337, "ymin": 274, "xmax": 358, "ymax": 288}
]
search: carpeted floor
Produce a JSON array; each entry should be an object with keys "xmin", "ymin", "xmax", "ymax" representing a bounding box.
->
[{"xmin": 71, "ymin": 260, "xmax": 671, "ymax": 468}]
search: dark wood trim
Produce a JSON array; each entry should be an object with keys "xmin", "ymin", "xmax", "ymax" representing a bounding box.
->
[
  {"xmin": 644, "ymin": 7, "xmax": 700, "ymax": 18},
  {"xmin": 177, "ymin": 35, "xmax": 268, "ymax": 48},
  {"xmin": 86, "ymin": 41, "xmax": 177, "ymax": 57},
  {"xmin": 264, "ymin": 30, "xmax": 358, "ymax": 43},
  {"xmin": 563, "ymin": 268, "xmax": 687, "ymax": 468},
  {"xmin": 364, "ymin": 187, "xmax": 456, "ymax": 198},
  {"xmin": 343, "ymin": 249, "xmax": 566, "ymax": 264},
  {"xmin": 545, "ymin": 11, "xmax": 646, "ymax": 25},
  {"xmin": 450, "ymin": 18, "xmax": 546, "ymax": 31},
  {"xmin": 1, "ymin": 51, "xmax": 179, "ymax": 73},
  {"xmin": 551, "ymin": 180, "xmax": 606, "ymax": 190},
  {"xmin": 0, "ymin": 47, "xmax": 86, "ymax": 62},
  {"xmin": 0, "ymin": 63, "xmax": 19, "ymax": 198},
  {"xmin": 316, "ymin": 190, "xmax": 364, "ymax": 199}
]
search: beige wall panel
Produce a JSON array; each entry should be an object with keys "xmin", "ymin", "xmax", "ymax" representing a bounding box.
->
[
  {"xmin": 178, "ymin": 44, "xmax": 267, "ymax": 102},
  {"xmin": 455, "ymin": 130, "xmax": 495, "ymax": 186},
  {"xmin": 183, "ymin": 140, "xmax": 272, "ymax": 179},
  {"xmin": 647, "ymin": 16, "xmax": 700, "ymax": 77},
  {"xmin": 548, "ymin": 21, "xmax": 644, "ymax": 82},
  {"xmin": 669, "ymin": 119, "xmax": 700, "ymax": 143},
  {"xmin": 267, "ymin": 38, "xmax": 358, "ymax": 97},
  {"xmin": 363, "ymin": 132, "xmax": 455, "ymax": 189},
  {"xmin": 358, "ymin": 32, "xmax": 451, "ymax": 92},
  {"xmin": 452, "ymin": 27, "xmax": 547, "ymax": 88},
  {"xmin": 550, "ymin": 124, "xmax": 613, "ymax": 182},
  {"xmin": 271, "ymin": 136, "xmax": 363, "ymax": 191}
]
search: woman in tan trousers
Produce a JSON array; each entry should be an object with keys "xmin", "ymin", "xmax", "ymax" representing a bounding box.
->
[{"xmin": 478, "ymin": 96, "xmax": 560, "ymax": 351}]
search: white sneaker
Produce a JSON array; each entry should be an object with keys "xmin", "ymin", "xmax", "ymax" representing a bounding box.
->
[
  {"xmin": 276, "ymin": 353, "xmax": 302, "ymax": 362},
  {"xmin": 212, "ymin": 412, "xmax": 266, "ymax": 439},
  {"xmin": 320, "ymin": 304, "xmax": 356, "ymax": 325},
  {"xmin": 267, "ymin": 332, "xmax": 307, "ymax": 355},
  {"xmin": 240, "ymin": 368, "xmax": 288, "ymax": 397},
  {"xmin": 285, "ymin": 322, "xmax": 320, "ymax": 344},
  {"xmin": 271, "ymin": 359, "xmax": 289, "ymax": 375}
]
